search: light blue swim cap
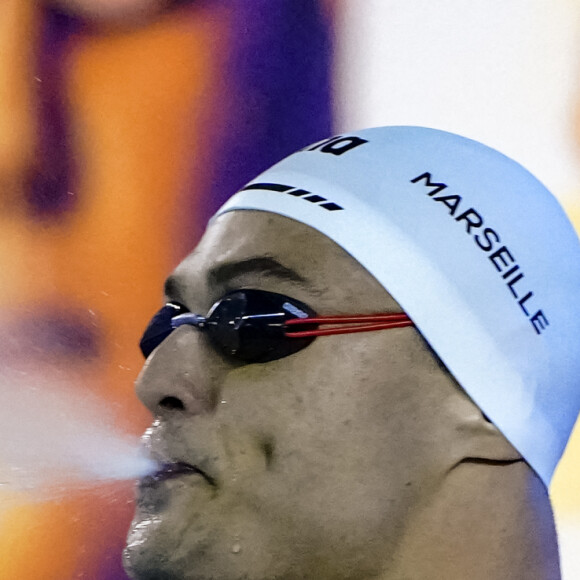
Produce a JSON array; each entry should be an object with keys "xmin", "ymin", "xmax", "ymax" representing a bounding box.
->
[{"xmin": 216, "ymin": 126, "xmax": 580, "ymax": 486}]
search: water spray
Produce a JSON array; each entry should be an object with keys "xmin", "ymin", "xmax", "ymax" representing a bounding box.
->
[{"xmin": 0, "ymin": 369, "xmax": 156, "ymax": 500}]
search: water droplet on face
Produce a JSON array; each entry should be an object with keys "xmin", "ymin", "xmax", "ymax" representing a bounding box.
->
[{"xmin": 231, "ymin": 543, "xmax": 241, "ymax": 554}]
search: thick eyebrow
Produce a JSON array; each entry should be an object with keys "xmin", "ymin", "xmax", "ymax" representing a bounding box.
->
[
  {"xmin": 163, "ymin": 257, "xmax": 310, "ymax": 304},
  {"xmin": 208, "ymin": 257, "xmax": 307, "ymax": 287}
]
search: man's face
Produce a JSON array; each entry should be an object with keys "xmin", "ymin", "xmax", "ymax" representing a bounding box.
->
[{"xmin": 124, "ymin": 211, "xmax": 460, "ymax": 580}]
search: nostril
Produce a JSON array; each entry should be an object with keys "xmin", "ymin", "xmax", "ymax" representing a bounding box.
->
[{"xmin": 159, "ymin": 396, "xmax": 185, "ymax": 411}]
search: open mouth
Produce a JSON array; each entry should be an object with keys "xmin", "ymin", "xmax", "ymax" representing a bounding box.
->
[{"xmin": 141, "ymin": 462, "xmax": 216, "ymax": 487}]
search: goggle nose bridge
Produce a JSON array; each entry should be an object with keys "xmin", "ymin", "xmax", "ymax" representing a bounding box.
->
[{"xmin": 171, "ymin": 313, "xmax": 207, "ymax": 329}]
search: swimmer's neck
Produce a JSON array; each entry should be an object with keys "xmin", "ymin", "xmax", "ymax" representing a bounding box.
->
[{"xmin": 385, "ymin": 461, "xmax": 560, "ymax": 580}]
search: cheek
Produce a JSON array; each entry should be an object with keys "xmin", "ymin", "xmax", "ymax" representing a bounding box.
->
[
  {"xmin": 227, "ymin": 330, "xmax": 423, "ymax": 478},
  {"xmin": 282, "ymin": 334, "xmax": 411, "ymax": 440},
  {"xmin": 227, "ymin": 335, "xmax": 424, "ymax": 550},
  {"xmin": 249, "ymin": 427, "xmax": 419, "ymax": 576}
]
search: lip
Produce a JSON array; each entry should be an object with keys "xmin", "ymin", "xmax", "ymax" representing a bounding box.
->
[
  {"xmin": 140, "ymin": 461, "xmax": 216, "ymax": 487},
  {"xmin": 138, "ymin": 423, "xmax": 218, "ymax": 489}
]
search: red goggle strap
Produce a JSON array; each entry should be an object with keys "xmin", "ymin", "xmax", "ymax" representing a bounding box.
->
[{"xmin": 284, "ymin": 313, "xmax": 414, "ymax": 338}]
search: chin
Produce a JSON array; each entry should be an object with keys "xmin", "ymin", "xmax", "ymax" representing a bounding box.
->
[
  {"xmin": 123, "ymin": 515, "xmax": 202, "ymax": 580},
  {"xmin": 123, "ymin": 515, "xmax": 255, "ymax": 580}
]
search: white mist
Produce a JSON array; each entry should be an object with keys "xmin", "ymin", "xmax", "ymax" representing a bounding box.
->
[{"xmin": 0, "ymin": 370, "xmax": 156, "ymax": 498}]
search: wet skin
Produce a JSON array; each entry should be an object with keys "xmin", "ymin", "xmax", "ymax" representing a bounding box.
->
[{"xmin": 124, "ymin": 211, "xmax": 503, "ymax": 580}]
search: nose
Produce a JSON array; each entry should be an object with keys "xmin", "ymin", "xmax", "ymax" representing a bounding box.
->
[{"xmin": 136, "ymin": 325, "xmax": 227, "ymax": 417}]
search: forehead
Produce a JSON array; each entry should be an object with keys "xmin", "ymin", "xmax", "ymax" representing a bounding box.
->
[{"xmin": 168, "ymin": 211, "xmax": 399, "ymax": 313}]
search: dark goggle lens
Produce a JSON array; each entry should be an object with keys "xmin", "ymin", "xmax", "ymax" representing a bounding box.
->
[
  {"xmin": 205, "ymin": 290, "xmax": 316, "ymax": 362},
  {"xmin": 139, "ymin": 302, "xmax": 189, "ymax": 358},
  {"xmin": 139, "ymin": 290, "xmax": 317, "ymax": 363}
]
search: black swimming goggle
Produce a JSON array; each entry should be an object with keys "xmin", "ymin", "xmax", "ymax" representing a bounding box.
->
[{"xmin": 139, "ymin": 289, "xmax": 414, "ymax": 363}]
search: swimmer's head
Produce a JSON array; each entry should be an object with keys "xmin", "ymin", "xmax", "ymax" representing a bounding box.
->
[
  {"xmin": 215, "ymin": 126, "xmax": 580, "ymax": 486},
  {"xmin": 126, "ymin": 127, "xmax": 572, "ymax": 580},
  {"xmin": 131, "ymin": 208, "xmax": 529, "ymax": 580}
]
